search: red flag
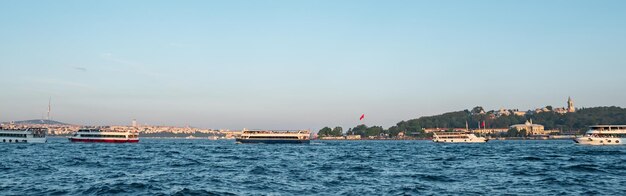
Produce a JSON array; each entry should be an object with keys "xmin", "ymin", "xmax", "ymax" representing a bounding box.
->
[
  {"xmin": 359, "ymin": 114, "xmax": 365, "ymax": 121},
  {"xmin": 481, "ymin": 121, "xmax": 486, "ymax": 128}
]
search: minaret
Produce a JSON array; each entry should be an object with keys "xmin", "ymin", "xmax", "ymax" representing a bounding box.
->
[{"xmin": 567, "ymin": 97, "xmax": 575, "ymax": 113}]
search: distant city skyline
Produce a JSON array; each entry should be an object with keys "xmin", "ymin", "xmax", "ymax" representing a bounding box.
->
[{"xmin": 2, "ymin": 1, "xmax": 626, "ymax": 130}]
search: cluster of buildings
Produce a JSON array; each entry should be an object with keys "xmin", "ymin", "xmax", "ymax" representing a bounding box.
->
[
  {"xmin": 470, "ymin": 119, "xmax": 559, "ymax": 136},
  {"xmin": 317, "ymin": 135, "xmax": 362, "ymax": 140},
  {"xmin": 0, "ymin": 123, "xmax": 83, "ymax": 135},
  {"xmin": 420, "ymin": 97, "xmax": 578, "ymax": 137},
  {"xmin": 495, "ymin": 97, "xmax": 576, "ymax": 117},
  {"xmin": 423, "ymin": 120, "xmax": 559, "ymax": 136},
  {"xmin": 0, "ymin": 119, "xmax": 234, "ymax": 138}
]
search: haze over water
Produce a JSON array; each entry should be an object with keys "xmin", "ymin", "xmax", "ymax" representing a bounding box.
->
[{"xmin": 1, "ymin": 139, "xmax": 625, "ymax": 195}]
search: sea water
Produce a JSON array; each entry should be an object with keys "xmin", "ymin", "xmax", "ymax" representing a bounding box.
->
[{"xmin": 1, "ymin": 138, "xmax": 625, "ymax": 195}]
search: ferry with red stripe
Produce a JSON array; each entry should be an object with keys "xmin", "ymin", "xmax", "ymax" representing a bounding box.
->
[{"xmin": 69, "ymin": 127, "xmax": 139, "ymax": 143}]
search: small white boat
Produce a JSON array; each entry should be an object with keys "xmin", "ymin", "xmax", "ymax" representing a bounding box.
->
[
  {"xmin": 574, "ymin": 125, "xmax": 626, "ymax": 145},
  {"xmin": 432, "ymin": 131, "xmax": 488, "ymax": 143},
  {"xmin": 0, "ymin": 127, "xmax": 47, "ymax": 143}
]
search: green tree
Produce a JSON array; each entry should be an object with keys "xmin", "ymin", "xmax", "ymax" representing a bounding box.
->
[
  {"xmin": 318, "ymin": 127, "xmax": 332, "ymax": 137},
  {"xmin": 388, "ymin": 126, "xmax": 401, "ymax": 137},
  {"xmin": 351, "ymin": 124, "xmax": 369, "ymax": 137},
  {"xmin": 519, "ymin": 129, "xmax": 527, "ymax": 137},
  {"xmin": 506, "ymin": 128, "xmax": 519, "ymax": 137},
  {"xmin": 331, "ymin": 126, "xmax": 343, "ymax": 136},
  {"xmin": 472, "ymin": 106, "xmax": 485, "ymax": 114},
  {"xmin": 365, "ymin": 126, "xmax": 384, "ymax": 137}
]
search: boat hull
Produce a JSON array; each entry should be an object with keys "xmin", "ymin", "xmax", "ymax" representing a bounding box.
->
[
  {"xmin": 69, "ymin": 138, "xmax": 139, "ymax": 143},
  {"xmin": 432, "ymin": 132, "xmax": 488, "ymax": 143},
  {"xmin": 574, "ymin": 137, "xmax": 623, "ymax": 145},
  {"xmin": 236, "ymin": 138, "xmax": 310, "ymax": 144},
  {"xmin": 433, "ymin": 138, "xmax": 488, "ymax": 143},
  {"xmin": 1, "ymin": 137, "xmax": 46, "ymax": 143}
]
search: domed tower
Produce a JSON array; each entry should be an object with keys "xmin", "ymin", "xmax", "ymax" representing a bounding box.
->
[{"xmin": 567, "ymin": 97, "xmax": 575, "ymax": 112}]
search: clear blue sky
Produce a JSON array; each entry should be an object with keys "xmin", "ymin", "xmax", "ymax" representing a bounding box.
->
[{"xmin": 1, "ymin": 0, "xmax": 625, "ymax": 130}]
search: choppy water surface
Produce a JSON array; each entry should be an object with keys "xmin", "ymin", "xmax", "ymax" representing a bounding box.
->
[{"xmin": 1, "ymin": 138, "xmax": 625, "ymax": 195}]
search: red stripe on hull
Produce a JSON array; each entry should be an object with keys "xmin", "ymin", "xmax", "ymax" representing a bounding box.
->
[{"xmin": 69, "ymin": 138, "xmax": 139, "ymax": 143}]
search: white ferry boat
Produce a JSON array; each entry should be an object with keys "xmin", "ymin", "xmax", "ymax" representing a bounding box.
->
[
  {"xmin": 0, "ymin": 127, "xmax": 47, "ymax": 143},
  {"xmin": 574, "ymin": 125, "xmax": 626, "ymax": 145},
  {"xmin": 236, "ymin": 129, "xmax": 310, "ymax": 144},
  {"xmin": 69, "ymin": 128, "xmax": 139, "ymax": 143},
  {"xmin": 432, "ymin": 131, "xmax": 488, "ymax": 143}
]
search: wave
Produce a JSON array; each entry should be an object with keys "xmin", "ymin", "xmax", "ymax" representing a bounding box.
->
[
  {"xmin": 387, "ymin": 184, "xmax": 430, "ymax": 195},
  {"xmin": 587, "ymin": 150, "xmax": 626, "ymax": 156},
  {"xmin": 417, "ymin": 174, "xmax": 457, "ymax": 182},
  {"xmin": 519, "ymin": 156, "xmax": 543, "ymax": 161},
  {"xmin": 563, "ymin": 164, "xmax": 606, "ymax": 173},
  {"xmin": 64, "ymin": 157, "xmax": 105, "ymax": 167},
  {"xmin": 167, "ymin": 160, "xmax": 202, "ymax": 167},
  {"xmin": 317, "ymin": 164, "xmax": 335, "ymax": 171},
  {"xmin": 43, "ymin": 189, "xmax": 70, "ymax": 195},
  {"xmin": 248, "ymin": 166, "xmax": 271, "ymax": 175},
  {"xmin": 347, "ymin": 165, "xmax": 378, "ymax": 173},
  {"xmin": 172, "ymin": 188, "xmax": 236, "ymax": 196},
  {"xmin": 80, "ymin": 182, "xmax": 161, "ymax": 195}
]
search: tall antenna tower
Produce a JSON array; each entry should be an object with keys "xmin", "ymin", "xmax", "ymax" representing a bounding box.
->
[{"xmin": 47, "ymin": 96, "xmax": 51, "ymax": 120}]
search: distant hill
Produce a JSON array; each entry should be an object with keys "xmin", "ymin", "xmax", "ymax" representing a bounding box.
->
[{"xmin": 6, "ymin": 119, "xmax": 69, "ymax": 125}]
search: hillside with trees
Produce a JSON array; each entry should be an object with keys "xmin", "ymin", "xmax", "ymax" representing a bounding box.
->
[
  {"xmin": 404, "ymin": 106, "xmax": 626, "ymax": 131},
  {"xmin": 319, "ymin": 106, "xmax": 626, "ymax": 138}
]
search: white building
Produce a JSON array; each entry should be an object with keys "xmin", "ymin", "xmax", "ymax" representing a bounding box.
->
[{"xmin": 510, "ymin": 119, "xmax": 545, "ymax": 135}]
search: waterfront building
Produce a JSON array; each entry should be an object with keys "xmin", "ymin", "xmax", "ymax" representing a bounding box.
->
[
  {"xmin": 422, "ymin": 128, "xmax": 473, "ymax": 133},
  {"xmin": 509, "ymin": 120, "xmax": 559, "ymax": 135},
  {"xmin": 397, "ymin": 131, "xmax": 405, "ymax": 138},
  {"xmin": 319, "ymin": 136, "xmax": 345, "ymax": 140},
  {"xmin": 472, "ymin": 128, "xmax": 509, "ymax": 134}
]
